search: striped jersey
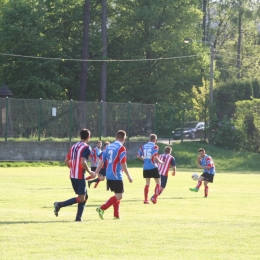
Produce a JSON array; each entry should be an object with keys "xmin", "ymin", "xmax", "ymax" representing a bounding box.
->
[
  {"xmin": 158, "ymin": 154, "xmax": 176, "ymax": 176},
  {"xmin": 200, "ymin": 154, "xmax": 215, "ymax": 174},
  {"xmin": 66, "ymin": 141, "xmax": 91, "ymax": 179},
  {"xmin": 90, "ymin": 147, "xmax": 102, "ymax": 167},
  {"xmin": 101, "ymin": 140, "xmax": 127, "ymax": 180},
  {"xmin": 138, "ymin": 142, "xmax": 159, "ymax": 170}
]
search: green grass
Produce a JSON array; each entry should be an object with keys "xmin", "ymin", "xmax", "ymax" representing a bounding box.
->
[{"xmin": 1, "ymin": 167, "xmax": 260, "ymax": 259}]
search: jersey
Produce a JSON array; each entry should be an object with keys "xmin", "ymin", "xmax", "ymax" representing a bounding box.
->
[
  {"xmin": 102, "ymin": 140, "xmax": 127, "ymax": 180},
  {"xmin": 66, "ymin": 141, "xmax": 91, "ymax": 179},
  {"xmin": 200, "ymin": 154, "xmax": 215, "ymax": 174},
  {"xmin": 99, "ymin": 148, "xmax": 107, "ymax": 169},
  {"xmin": 90, "ymin": 147, "xmax": 101, "ymax": 167},
  {"xmin": 138, "ymin": 142, "xmax": 159, "ymax": 170},
  {"xmin": 158, "ymin": 154, "xmax": 176, "ymax": 176}
]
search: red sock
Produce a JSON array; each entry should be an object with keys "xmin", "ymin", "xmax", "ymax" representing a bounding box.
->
[
  {"xmin": 100, "ymin": 196, "xmax": 117, "ymax": 210},
  {"xmin": 94, "ymin": 180, "xmax": 100, "ymax": 188},
  {"xmin": 196, "ymin": 181, "xmax": 202, "ymax": 189},
  {"xmin": 144, "ymin": 185, "xmax": 149, "ymax": 201},
  {"xmin": 113, "ymin": 200, "xmax": 120, "ymax": 218},
  {"xmin": 154, "ymin": 184, "xmax": 160, "ymax": 200},
  {"xmin": 85, "ymin": 175, "xmax": 93, "ymax": 180},
  {"xmin": 205, "ymin": 186, "xmax": 208, "ymax": 197}
]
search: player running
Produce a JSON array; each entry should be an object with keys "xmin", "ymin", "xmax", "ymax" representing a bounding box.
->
[
  {"xmin": 137, "ymin": 134, "xmax": 164, "ymax": 204},
  {"xmin": 150, "ymin": 146, "xmax": 176, "ymax": 203},
  {"xmin": 95, "ymin": 130, "xmax": 133, "ymax": 220}
]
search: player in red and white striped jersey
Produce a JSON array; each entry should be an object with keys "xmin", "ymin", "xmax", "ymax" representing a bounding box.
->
[{"xmin": 151, "ymin": 146, "xmax": 176, "ymax": 204}]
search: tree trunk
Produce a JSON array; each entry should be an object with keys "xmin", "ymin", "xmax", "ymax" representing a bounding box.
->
[
  {"xmin": 237, "ymin": 9, "xmax": 242, "ymax": 79},
  {"xmin": 202, "ymin": 0, "xmax": 207, "ymax": 42},
  {"xmin": 79, "ymin": 0, "xmax": 90, "ymax": 101},
  {"xmin": 100, "ymin": 0, "xmax": 107, "ymax": 136}
]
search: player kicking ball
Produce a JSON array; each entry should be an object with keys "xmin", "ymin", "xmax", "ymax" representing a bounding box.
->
[{"xmin": 190, "ymin": 148, "xmax": 216, "ymax": 197}]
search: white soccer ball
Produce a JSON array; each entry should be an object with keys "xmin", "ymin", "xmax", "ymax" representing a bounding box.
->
[{"xmin": 191, "ymin": 173, "xmax": 199, "ymax": 181}]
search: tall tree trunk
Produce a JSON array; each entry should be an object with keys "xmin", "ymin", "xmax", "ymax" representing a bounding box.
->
[
  {"xmin": 202, "ymin": 0, "xmax": 207, "ymax": 42},
  {"xmin": 79, "ymin": 0, "xmax": 90, "ymax": 101},
  {"xmin": 237, "ymin": 8, "xmax": 242, "ymax": 79},
  {"xmin": 100, "ymin": 0, "xmax": 107, "ymax": 136},
  {"xmin": 78, "ymin": 0, "xmax": 90, "ymax": 130}
]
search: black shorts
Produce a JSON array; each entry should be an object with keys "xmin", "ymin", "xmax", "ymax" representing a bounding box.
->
[
  {"xmin": 201, "ymin": 172, "xmax": 215, "ymax": 183},
  {"xmin": 71, "ymin": 178, "xmax": 87, "ymax": 196},
  {"xmin": 160, "ymin": 175, "xmax": 168, "ymax": 188},
  {"xmin": 91, "ymin": 167, "xmax": 97, "ymax": 172},
  {"xmin": 143, "ymin": 168, "xmax": 160, "ymax": 179},
  {"xmin": 107, "ymin": 180, "xmax": 124, "ymax": 193},
  {"xmin": 99, "ymin": 168, "xmax": 106, "ymax": 177}
]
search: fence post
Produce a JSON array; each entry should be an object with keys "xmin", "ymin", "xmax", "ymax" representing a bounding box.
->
[
  {"xmin": 127, "ymin": 101, "xmax": 131, "ymax": 141},
  {"xmin": 38, "ymin": 98, "xmax": 42, "ymax": 142},
  {"xmin": 99, "ymin": 101, "xmax": 103, "ymax": 140},
  {"xmin": 5, "ymin": 97, "xmax": 8, "ymax": 141},
  {"xmin": 181, "ymin": 103, "xmax": 185, "ymax": 143},
  {"xmin": 155, "ymin": 103, "xmax": 158, "ymax": 135},
  {"xmin": 69, "ymin": 99, "xmax": 73, "ymax": 142}
]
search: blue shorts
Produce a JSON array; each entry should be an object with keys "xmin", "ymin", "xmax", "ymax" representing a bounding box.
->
[
  {"xmin": 99, "ymin": 168, "xmax": 106, "ymax": 177},
  {"xmin": 160, "ymin": 175, "xmax": 168, "ymax": 188},
  {"xmin": 71, "ymin": 178, "xmax": 87, "ymax": 196}
]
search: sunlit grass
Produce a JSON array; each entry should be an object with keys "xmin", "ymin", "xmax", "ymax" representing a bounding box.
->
[{"xmin": 1, "ymin": 167, "xmax": 260, "ymax": 260}]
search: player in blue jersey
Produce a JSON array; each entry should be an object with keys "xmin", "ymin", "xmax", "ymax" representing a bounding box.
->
[
  {"xmin": 95, "ymin": 130, "xmax": 133, "ymax": 220},
  {"xmin": 88, "ymin": 141, "xmax": 110, "ymax": 188},
  {"xmin": 190, "ymin": 148, "xmax": 216, "ymax": 197},
  {"xmin": 137, "ymin": 134, "xmax": 164, "ymax": 204}
]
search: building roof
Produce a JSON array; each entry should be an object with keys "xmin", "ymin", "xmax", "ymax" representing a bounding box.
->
[{"xmin": 0, "ymin": 84, "xmax": 13, "ymax": 97}]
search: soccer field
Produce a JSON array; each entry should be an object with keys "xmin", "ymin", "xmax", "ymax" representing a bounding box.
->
[{"xmin": 1, "ymin": 167, "xmax": 260, "ymax": 260}]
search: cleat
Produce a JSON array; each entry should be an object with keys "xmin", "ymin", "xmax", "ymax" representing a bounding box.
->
[
  {"xmin": 189, "ymin": 187, "xmax": 199, "ymax": 192},
  {"xmin": 113, "ymin": 217, "xmax": 120, "ymax": 220},
  {"xmin": 75, "ymin": 218, "xmax": 82, "ymax": 222},
  {"xmin": 53, "ymin": 202, "xmax": 60, "ymax": 217},
  {"xmin": 150, "ymin": 197, "xmax": 157, "ymax": 204},
  {"xmin": 204, "ymin": 196, "xmax": 208, "ymax": 198},
  {"xmin": 88, "ymin": 181, "xmax": 91, "ymax": 188},
  {"xmin": 143, "ymin": 200, "xmax": 150, "ymax": 204},
  {"xmin": 96, "ymin": 207, "xmax": 104, "ymax": 220}
]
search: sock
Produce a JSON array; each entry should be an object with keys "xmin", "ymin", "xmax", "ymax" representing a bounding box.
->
[
  {"xmin": 113, "ymin": 200, "xmax": 120, "ymax": 218},
  {"xmin": 159, "ymin": 188, "xmax": 164, "ymax": 195},
  {"xmin": 154, "ymin": 184, "xmax": 160, "ymax": 200},
  {"xmin": 86, "ymin": 175, "xmax": 93, "ymax": 180},
  {"xmin": 75, "ymin": 200, "xmax": 86, "ymax": 220},
  {"xmin": 94, "ymin": 181, "xmax": 100, "ymax": 188},
  {"xmin": 204, "ymin": 186, "xmax": 208, "ymax": 197},
  {"xmin": 144, "ymin": 185, "xmax": 149, "ymax": 201},
  {"xmin": 59, "ymin": 197, "xmax": 80, "ymax": 208},
  {"xmin": 196, "ymin": 181, "xmax": 202, "ymax": 189},
  {"xmin": 100, "ymin": 196, "xmax": 117, "ymax": 210}
]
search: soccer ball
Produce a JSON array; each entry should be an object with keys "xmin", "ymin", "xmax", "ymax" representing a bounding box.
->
[{"xmin": 191, "ymin": 173, "xmax": 199, "ymax": 181}]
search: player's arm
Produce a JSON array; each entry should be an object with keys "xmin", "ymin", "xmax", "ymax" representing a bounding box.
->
[
  {"xmin": 137, "ymin": 147, "xmax": 144, "ymax": 161},
  {"xmin": 64, "ymin": 157, "xmax": 70, "ymax": 168},
  {"xmin": 81, "ymin": 157, "xmax": 95, "ymax": 177},
  {"xmin": 154, "ymin": 155, "xmax": 164, "ymax": 164},
  {"xmin": 198, "ymin": 157, "xmax": 212, "ymax": 170},
  {"xmin": 121, "ymin": 163, "xmax": 133, "ymax": 183},
  {"xmin": 171, "ymin": 166, "xmax": 176, "ymax": 176},
  {"xmin": 95, "ymin": 159, "xmax": 104, "ymax": 175}
]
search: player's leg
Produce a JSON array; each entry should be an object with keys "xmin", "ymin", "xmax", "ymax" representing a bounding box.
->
[
  {"xmin": 144, "ymin": 177, "xmax": 151, "ymax": 204},
  {"xmin": 75, "ymin": 193, "xmax": 87, "ymax": 221},
  {"xmin": 204, "ymin": 181, "xmax": 209, "ymax": 198},
  {"xmin": 94, "ymin": 171, "xmax": 106, "ymax": 188},
  {"xmin": 190, "ymin": 175, "xmax": 204, "ymax": 192}
]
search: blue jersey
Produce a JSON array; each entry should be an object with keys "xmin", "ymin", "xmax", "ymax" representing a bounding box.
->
[
  {"xmin": 102, "ymin": 141, "xmax": 127, "ymax": 180},
  {"xmin": 138, "ymin": 142, "xmax": 159, "ymax": 170},
  {"xmin": 90, "ymin": 147, "xmax": 101, "ymax": 167},
  {"xmin": 200, "ymin": 154, "xmax": 215, "ymax": 174}
]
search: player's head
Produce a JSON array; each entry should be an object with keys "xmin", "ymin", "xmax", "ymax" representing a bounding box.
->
[
  {"xmin": 149, "ymin": 134, "xmax": 157, "ymax": 143},
  {"xmin": 164, "ymin": 146, "xmax": 172, "ymax": 154},
  {"xmin": 80, "ymin": 129, "xmax": 91, "ymax": 141},
  {"xmin": 116, "ymin": 130, "xmax": 127, "ymax": 142},
  {"xmin": 104, "ymin": 141, "xmax": 110, "ymax": 147},
  {"xmin": 198, "ymin": 148, "xmax": 206, "ymax": 157},
  {"xmin": 96, "ymin": 141, "xmax": 102, "ymax": 148}
]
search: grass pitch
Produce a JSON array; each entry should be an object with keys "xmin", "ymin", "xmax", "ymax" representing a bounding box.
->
[{"xmin": 1, "ymin": 167, "xmax": 260, "ymax": 260}]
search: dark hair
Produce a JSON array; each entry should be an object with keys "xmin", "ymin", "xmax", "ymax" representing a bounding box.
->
[
  {"xmin": 116, "ymin": 130, "xmax": 126, "ymax": 140},
  {"xmin": 80, "ymin": 129, "xmax": 91, "ymax": 140},
  {"xmin": 149, "ymin": 134, "xmax": 157, "ymax": 142},
  {"xmin": 198, "ymin": 148, "xmax": 205, "ymax": 152}
]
